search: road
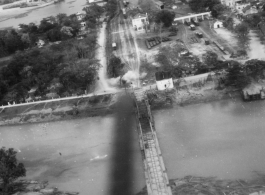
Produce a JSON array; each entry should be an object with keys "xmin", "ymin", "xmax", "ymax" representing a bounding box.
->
[{"xmin": 110, "ymin": 1, "xmax": 141, "ymax": 87}]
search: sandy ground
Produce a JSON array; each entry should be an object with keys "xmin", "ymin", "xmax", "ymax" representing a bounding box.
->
[{"xmin": 215, "ymin": 28, "xmax": 238, "ymax": 49}]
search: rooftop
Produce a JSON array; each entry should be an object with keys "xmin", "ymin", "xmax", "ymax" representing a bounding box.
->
[{"xmin": 132, "ymin": 13, "xmax": 147, "ymax": 19}]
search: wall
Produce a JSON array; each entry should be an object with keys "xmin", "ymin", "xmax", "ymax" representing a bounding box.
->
[{"xmin": 156, "ymin": 78, "xmax": 174, "ymax": 90}]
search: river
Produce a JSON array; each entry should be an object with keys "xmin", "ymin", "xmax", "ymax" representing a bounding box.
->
[
  {"xmin": 1, "ymin": 99, "xmax": 265, "ymax": 193},
  {"xmin": 154, "ymin": 98, "xmax": 265, "ymax": 181},
  {"xmin": 0, "ymin": 116, "xmax": 145, "ymax": 195},
  {"xmin": 0, "ymin": 0, "xmax": 88, "ymax": 28}
]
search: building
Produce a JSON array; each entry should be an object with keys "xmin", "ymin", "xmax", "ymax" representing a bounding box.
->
[
  {"xmin": 154, "ymin": 0, "xmax": 164, "ymax": 9},
  {"xmin": 155, "ymin": 72, "xmax": 174, "ymax": 91},
  {"xmin": 213, "ymin": 21, "xmax": 223, "ymax": 28},
  {"xmin": 242, "ymin": 84, "xmax": 265, "ymax": 101},
  {"xmin": 220, "ymin": 0, "xmax": 250, "ymax": 9},
  {"xmin": 76, "ymin": 12, "xmax": 85, "ymax": 21},
  {"xmin": 132, "ymin": 13, "xmax": 148, "ymax": 31},
  {"xmin": 80, "ymin": 22, "xmax": 86, "ymax": 31}
]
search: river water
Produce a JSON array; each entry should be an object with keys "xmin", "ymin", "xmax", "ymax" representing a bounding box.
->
[
  {"xmin": 154, "ymin": 99, "xmax": 265, "ymax": 181},
  {"xmin": 0, "ymin": 116, "xmax": 145, "ymax": 195},
  {"xmin": 0, "ymin": 0, "xmax": 87, "ymax": 28}
]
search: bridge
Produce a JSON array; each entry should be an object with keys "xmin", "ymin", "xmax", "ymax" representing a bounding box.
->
[
  {"xmin": 133, "ymin": 89, "xmax": 172, "ymax": 195},
  {"xmin": 174, "ymin": 12, "xmax": 211, "ymax": 23}
]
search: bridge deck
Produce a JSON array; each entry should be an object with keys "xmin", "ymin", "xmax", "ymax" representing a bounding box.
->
[{"xmin": 134, "ymin": 89, "xmax": 172, "ymax": 195}]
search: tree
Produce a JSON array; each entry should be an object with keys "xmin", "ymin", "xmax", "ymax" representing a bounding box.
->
[
  {"xmin": 225, "ymin": 61, "xmax": 250, "ymax": 89},
  {"xmin": 189, "ymin": 0, "xmax": 221, "ymax": 13},
  {"xmin": 234, "ymin": 22, "xmax": 249, "ymax": 37},
  {"xmin": 202, "ymin": 51, "xmax": 219, "ymax": 68},
  {"xmin": 223, "ymin": 17, "xmax": 234, "ymax": 30},
  {"xmin": 108, "ymin": 56, "xmax": 125, "ymax": 77},
  {"xmin": 0, "ymin": 147, "xmax": 26, "ymax": 194},
  {"xmin": 155, "ymin": 10, "xmax": 175, "ymax": 27},
  {"xmin": 211, "ymin": 3, "xmax": 226, "ymax": 18}
]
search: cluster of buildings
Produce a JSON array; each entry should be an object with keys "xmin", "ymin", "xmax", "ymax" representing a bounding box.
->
[{"xmin": 220, "ymin": 0, "xmax": 264, "ymax": 15}]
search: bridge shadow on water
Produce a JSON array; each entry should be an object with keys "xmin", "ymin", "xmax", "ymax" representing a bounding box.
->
[{"xmin": 109, "ymin": 93, "xmax": 136, "ymax": 195}]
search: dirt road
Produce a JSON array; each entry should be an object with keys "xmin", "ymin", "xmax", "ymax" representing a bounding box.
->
[{"xmin": 110, "ymin": 1, "xmax": 141, "ymax": 86}]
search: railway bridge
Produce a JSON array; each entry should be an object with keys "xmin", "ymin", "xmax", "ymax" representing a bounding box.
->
[{"xmin": 133, "ymin": 89, "xmax": 172, "ymax": 195}]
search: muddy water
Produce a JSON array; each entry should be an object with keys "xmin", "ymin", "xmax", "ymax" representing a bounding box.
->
[
  {"xmin": 0, "ymin": 116, "xmax": 145, "ymax": 195},
  {"xmin": 248, "ymin": 30, "xmax": 265, "ymax": 60},
  {"xmin": 154, "ymin": 99, "xmax": 265, "ymax": 180}
]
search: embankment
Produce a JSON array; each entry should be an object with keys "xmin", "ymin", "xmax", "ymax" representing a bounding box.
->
[{"xmin": 0, "ymin": 93, "xmax": 120, "ymax": 126}]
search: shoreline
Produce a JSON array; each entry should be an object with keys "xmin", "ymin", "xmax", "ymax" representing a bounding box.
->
[
  {"xmin": 0, "ymin": 1, "xmax": 55, "ymax": 25},
  {"xmin": 0, "ymin": 87, "xmax": 244, "ymax": 126}
]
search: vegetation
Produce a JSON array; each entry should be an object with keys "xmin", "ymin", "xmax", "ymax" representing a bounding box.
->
[
  {"xmin": 107, "ymin": 56, "xmax": 125, "ymax": 78},
  {"xmin": 188, "ymin": 0, "xmax": 222, "ymax": 15},
  {"xmin": 0, "ymin": 7, "xmax": 103, "ymax": 58},
  {"xmin": 105, "ymin": 0, "xmax": 118, "ymax": 19},
  {"xmin": 225, "ymin": 61, "xmax": 250, "ymax": 89},
  {"xmin": 155, "ymin": 45, "xmax": 203, "ymax": 78},
  {"xmin": 0, "ymin": 34, "xmax": 100, "ymax": 104},
  {"xmin": 0, "ymin": 147, "xmax": 26, "ymax": 195},
  {"xmin": 155, "ymin": 10, "xmax": 175, "ymax": 27},
  {"xmin": 234, "ymin": 22, "xmax": 249, "ymax": 38}
]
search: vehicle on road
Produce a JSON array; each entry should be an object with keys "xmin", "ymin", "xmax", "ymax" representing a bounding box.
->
[
  {"xmin": 195, "ymin": 31, "xmax": 203, "ymax": 38},
  {"xmin": 191, "ymin": 19, "xmax": 199, "ymax": 26},
  {"xmin": 112, "ymin": 42, "xmax": 117, "ymax": 50},
  {"xmin": 185, "ymin": 21, "xmax": 191, "ymax": 26},
  {"xmin": 204, "ymin": 38, "xmax": 210, "ymax": 45},
  {"xmin": 189, "ymin": 24, "xmax": 196, "ymax": 30}
]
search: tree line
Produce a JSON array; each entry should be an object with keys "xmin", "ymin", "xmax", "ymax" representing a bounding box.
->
[
  {"xmin": 0, "ymin": 3, "xmax": 104, "ymax": 58},
  {"xmin": 0, "ymin": 3, "xmax": 106, "ymax": 104}
]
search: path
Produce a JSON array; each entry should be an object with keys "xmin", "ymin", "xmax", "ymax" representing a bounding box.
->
[
  {"xmin": 110, "ymin": 2, "xmax": 141, "ymax": 87},
  {"xmin": 95, "ymin": 22, "xmax": 117, "ymax": 93}
]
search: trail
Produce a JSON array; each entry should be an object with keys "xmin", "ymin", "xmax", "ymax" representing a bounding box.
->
[{"xmin": 95, "ymin": 23, "xmax": 117, "ymax": 93}]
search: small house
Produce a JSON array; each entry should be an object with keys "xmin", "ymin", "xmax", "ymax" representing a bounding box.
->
[
  {"xmin": 155, "ymin": 71, "xmax": 174, "ymax": 90},
  {"xmin": 80, "ymin": 21, "xmax": 86, "ymax": 31},
  {"xmin": 132, "ymin": 13, "xmax": 148, "ymax": 31},
  {"xmin": 76, "ymin": 12, "xmax": 85, "ymax": 21},
  {"xmin": 36, "ymin": 39, "xmax": 45, "ymax": 48},
  {"xmin": 213, "ymin": 21, "xmax": 223, "ymax": 28},
  {"xmin": 242, "ymin": 84, "xmax": 265, "ymax": 101}
]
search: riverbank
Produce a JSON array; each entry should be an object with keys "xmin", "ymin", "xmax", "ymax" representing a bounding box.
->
[
  {"xmin": 0, "ymin": 93, "xmax": 119, "ymax": 126},
  {"xmin": 147, "ymin": 79, "xmax": 241, "ymax": 110},
  {"xmin": 0, "ymin": 83, "xmax": 243, "ymax": 126},
  {"xmin": 137, "ymin": 174, "xmax": 265, "ymax": 195},
  {"xmin": 0, "ymin": 1, "xmax": 55, "ymax": 25}
]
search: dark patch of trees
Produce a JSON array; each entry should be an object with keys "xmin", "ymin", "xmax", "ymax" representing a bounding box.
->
[
  {"xmin": 0, "ymin": 147, "xmax": 26, "ymax": 195},
  {"xmin": 188, "ymin": 0, "xmax": 224, "ymax": 17},
  {"xmin": 108, "ymin": 56, "xmax": 125, "ymax": 77},
  {"xmin": 155, "ymin": 10, "xmax": 175, "ymax": 27},
  {"xmin": 0, "ymin": 8, "xmax": 103, "ymax": 58},
  {"xmin": 0, "ymin": 34, "xmax": 100, "ymax": 104}
]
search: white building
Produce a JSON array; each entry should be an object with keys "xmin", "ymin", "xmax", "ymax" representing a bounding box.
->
[
  {"xmin": 155, "ymin": 72, "xmax": 174, "ymax": 91},
  {"xmin": 80, "ymin": 22, "xmax": 86, "ymax": 31},
  {"xmin": 132, "ymin": 13, "xmax": 148, "ymax": 31},
  {"xmin": 213, "ymin": 21, "xmax": 223, "ymax": 28},
  {"xmin": 76, "ymin": 12, "xmax": 85, "ymax": 21}
]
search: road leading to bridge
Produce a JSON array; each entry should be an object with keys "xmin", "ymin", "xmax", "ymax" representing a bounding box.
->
[{"xmin": 110, "ymin": 1, "xmax": 141, "ymax": 87}]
